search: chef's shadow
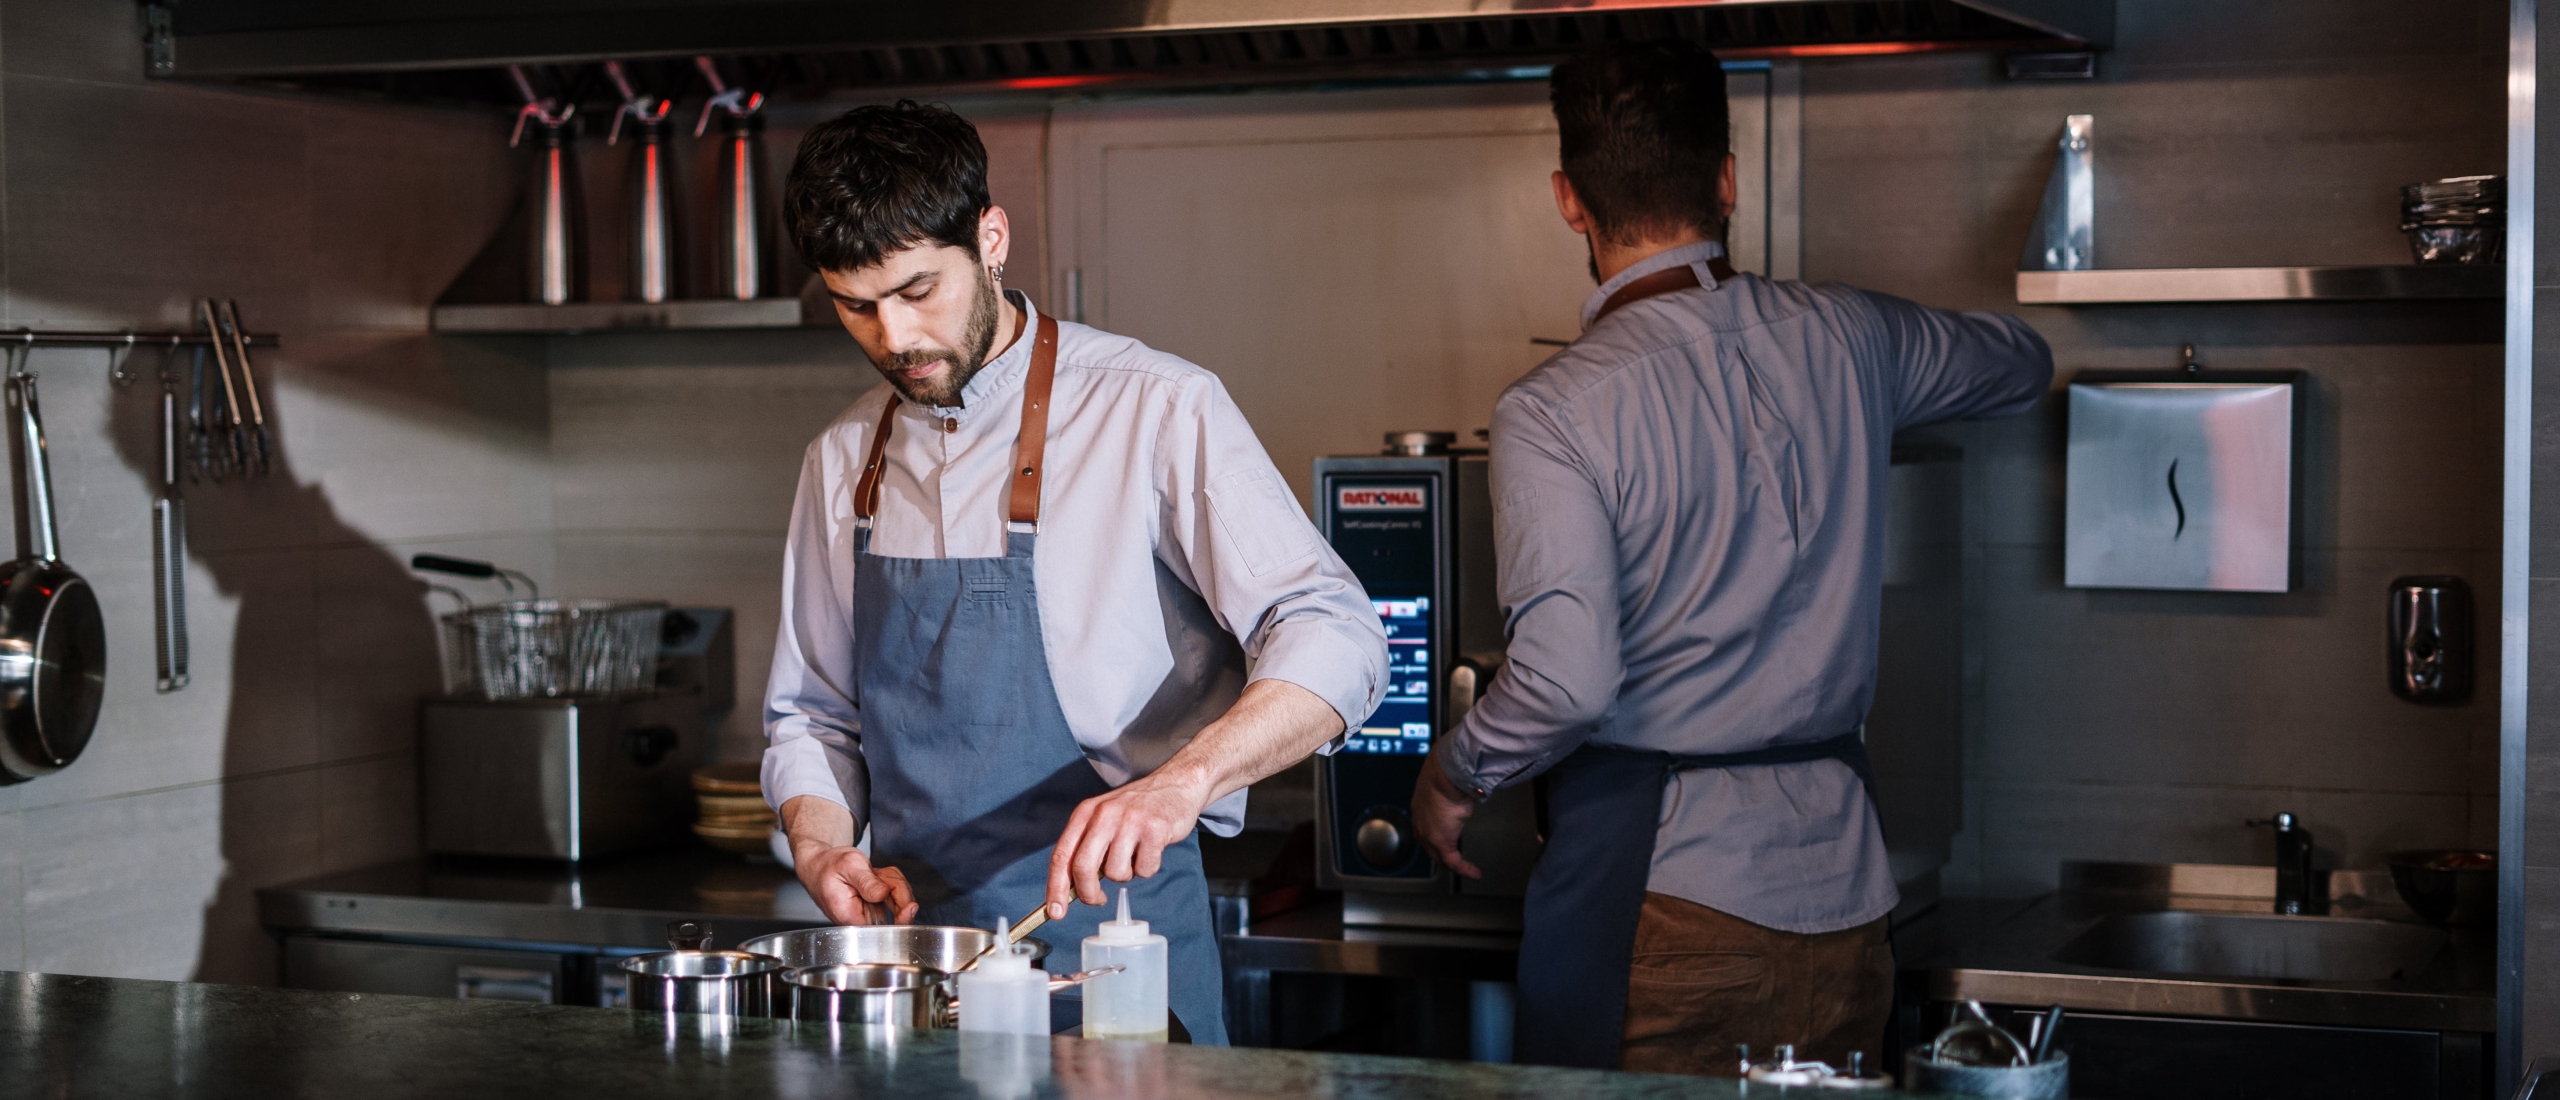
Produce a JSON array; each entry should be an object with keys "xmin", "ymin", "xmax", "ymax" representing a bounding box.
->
[{"xmin": 102, "ymin": 354, "xmax": 445, "ymax": 985}]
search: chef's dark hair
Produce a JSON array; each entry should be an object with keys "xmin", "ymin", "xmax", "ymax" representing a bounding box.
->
[
  {"xmin": 786, "ymin": 100, "xmax": 989, "ymax": 272},
  {"xmin": 1549, "ymin": 41, "xmax": 1731, "ymax": 244}
]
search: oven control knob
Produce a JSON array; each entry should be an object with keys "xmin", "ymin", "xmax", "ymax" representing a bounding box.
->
[{"xmin": 1355, "ymin": 812, "xmax": 1414, "ymax": 871}]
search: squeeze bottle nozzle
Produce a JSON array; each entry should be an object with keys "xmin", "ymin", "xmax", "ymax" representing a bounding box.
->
[{"xmin": 1096, "ymin": 886, "xmax": 1151, "ymax": 944}]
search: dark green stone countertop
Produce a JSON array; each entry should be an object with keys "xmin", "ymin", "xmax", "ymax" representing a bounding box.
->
[{"xmin": 0, "ymin": 971, "xmax": 1938, "ymax": 1099}]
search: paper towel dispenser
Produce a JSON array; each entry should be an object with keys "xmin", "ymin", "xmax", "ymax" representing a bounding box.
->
[{"xmin": 2064, "ymin": 372, "xmax": 2301, "ymax": 593}]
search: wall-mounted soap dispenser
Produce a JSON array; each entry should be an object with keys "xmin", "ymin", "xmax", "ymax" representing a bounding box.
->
[{"xmin": 2388, "ymin": 575, "xmax": 2471, "ymax": 705}]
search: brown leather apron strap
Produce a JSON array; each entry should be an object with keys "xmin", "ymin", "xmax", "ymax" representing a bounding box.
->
[
  {"xmin": 852, "ymin": 311, "xmax": 1061, "ymax": 526},
  {"xmin": 1007, "ymin": 313, "xmax": 1060, "ymax": 526},
  {"xmin": 1591, "ymin": 254, "xmax": 1736, "ymax": 325},
  {"xmin": 853, "ymin": 397, "xmax": 898, "ymax": 521}
]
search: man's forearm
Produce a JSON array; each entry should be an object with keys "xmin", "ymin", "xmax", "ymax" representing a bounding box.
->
[
  {"xmin": 781, "ymin": 794, "xmax": 859, "ymax": 853},
  {"xmin": 1147, "ymin": 678, "xmax": 1344, "ymax": 805}
]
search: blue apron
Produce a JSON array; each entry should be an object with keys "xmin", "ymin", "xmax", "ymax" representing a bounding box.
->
[
  {"xmin": 846, "ymin": 313, "xmax": 1227, "ymax": 1045},
  {"xmin": 1513, "ymin": 261, "xmax": 1872, "ymax": 1069}
]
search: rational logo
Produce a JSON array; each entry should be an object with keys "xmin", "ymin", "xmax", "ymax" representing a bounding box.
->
[{"xmin": 1338, "ymin": 486, "xmax": 1425, "ymax": 511}]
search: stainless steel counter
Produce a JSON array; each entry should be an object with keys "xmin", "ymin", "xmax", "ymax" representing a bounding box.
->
[
  {"xmin": 1898, "ymin": 863, "xmax": 2495, "ymax": 1034},
  {"xmin": 259, "ymin": 849, "xmax": 828, "ymax": 950}
]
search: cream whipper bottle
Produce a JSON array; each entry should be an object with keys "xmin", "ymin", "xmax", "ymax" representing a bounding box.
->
[{"xmin": 1081, "ymin": 888, "xmax": 1168, "ymax": 1040}]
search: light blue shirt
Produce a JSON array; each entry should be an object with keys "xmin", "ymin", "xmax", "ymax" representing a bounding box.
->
[
  {"xmin": 1437, "ymin": 243, "xmax": 2052, "ymax": 932},
  {"xmin": 765, "ymin": 292, "xmax": 1390, "ymax": 837}
]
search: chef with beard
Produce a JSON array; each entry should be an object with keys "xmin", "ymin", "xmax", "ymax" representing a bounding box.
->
[{"xmin": 760, "ymin": 100, "xmax": 1389, "ymax": 1046}]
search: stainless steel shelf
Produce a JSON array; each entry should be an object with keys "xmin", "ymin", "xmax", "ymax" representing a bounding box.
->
[
  {"xmin": 431, "ymin": 297, "xmax": 822, "ymax": 335},
  {"xmin": 2016, "ymin": 265, "xmax": 2502, "ymax": 305}
]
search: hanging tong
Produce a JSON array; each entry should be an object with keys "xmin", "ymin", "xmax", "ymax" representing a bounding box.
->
[
  {"xmin": 215, "ymin": 300, "xmax": 271, "ymax": 477},
  {"xmin": 183, "ymin": 343, "xmax": 206, "ymax": 484},
  {"xmin": 154, "ymin": 349, "xmax": 190, "ymax": 692},
  {"xmin": 692, "ymin": 56, "xmax": 764, "ymax": 138},
  {"xmin": 195, "ymin": 298, "xmax": 244, "ymax": 481},
  {"xmin": 602, "ymin": 61, "xmax": 671, "ymax": 145}
]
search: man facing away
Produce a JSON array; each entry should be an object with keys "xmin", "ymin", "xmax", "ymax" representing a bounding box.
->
[{"xmin": 1411, "ymin": 42, "xmax": 2054, "ymax": 1074}]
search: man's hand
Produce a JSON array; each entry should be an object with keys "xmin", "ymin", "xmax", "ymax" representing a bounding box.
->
[
  {"xmin": 1044, "ymin": 768, "xmax": 1211, "ymax": 919},
  {"xmin": 1044, "ymin": 679, "xmax": 1347, "ymax": 920},
  {"xmin": 1411, "ymin": 755, "xmax": 1484, "ymax": 880},
  {"xmin": 781, "ymin": 794, "xmax": 919, "ymax": 926}
]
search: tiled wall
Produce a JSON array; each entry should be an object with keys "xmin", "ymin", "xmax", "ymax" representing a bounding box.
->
[
  {"xmin": 0, "ymin": 2, "xmax": 547, "ymax": 982},
  {"xmin": 1800, "ymin": 0, "xmax": 2509, "ymax": 895}
]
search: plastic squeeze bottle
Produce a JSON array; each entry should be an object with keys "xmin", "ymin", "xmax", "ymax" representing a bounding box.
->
[
  {"xmin": 957, "ymin": 920, "xmax": 1051, "ymax": 1037},
  {"xmin": 1081, "ymin": 887, "xmax": 1169, "ymax": 1041}
]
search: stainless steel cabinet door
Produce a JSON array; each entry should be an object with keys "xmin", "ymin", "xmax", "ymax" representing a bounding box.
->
[{"xmin": 282, "ymin": 935, "xmax": 564, "ymax": 1004}]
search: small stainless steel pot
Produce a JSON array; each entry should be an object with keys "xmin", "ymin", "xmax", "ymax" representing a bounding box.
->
[
  {"xmin": 786, "ymin": 963, "xmax": 954, "ymax": 1028},
  {"xmin": 622, "ymin": 949, "xmax": 786, "ymax": 1016},
  {"xmin": 621, "ymin": 922, "xmax": 785, "ymax": 1017}
]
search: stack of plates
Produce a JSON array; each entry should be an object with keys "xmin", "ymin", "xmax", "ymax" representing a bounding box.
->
[
  {"xmin": 2400, "ymin": 175, "xmax": 2503, "ymax": 264},
  {"xmin": 692, "ymin": 762, "xmax": 776, "ymax": 855}
]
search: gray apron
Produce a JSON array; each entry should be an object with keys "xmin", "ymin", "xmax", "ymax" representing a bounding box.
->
[{"xmin": 846, "ymin": 313, "xmax": 1227, "ymax": 1044}]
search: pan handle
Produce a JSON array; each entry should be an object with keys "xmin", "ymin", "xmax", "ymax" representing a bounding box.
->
[
  {"xmin": 411, "ymin": 553, "xmax": 497, "ymax": 579},
  {"xmin": 409, "ymin": 554, "xmax": 540, "ymax": 601},
  {"xmin": 7, "ymin": 370, "xmax": 61, "ymax": 564}
]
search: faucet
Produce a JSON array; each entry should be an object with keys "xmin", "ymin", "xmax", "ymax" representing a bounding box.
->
[{"xmin": 2247, "ymin": 813, "xmax": 2318, "ymax": 914}]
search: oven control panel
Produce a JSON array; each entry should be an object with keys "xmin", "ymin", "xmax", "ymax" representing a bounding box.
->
[{"xmin": 1316, "ymin": 466, "xmax": 1444, "ymax": 882}]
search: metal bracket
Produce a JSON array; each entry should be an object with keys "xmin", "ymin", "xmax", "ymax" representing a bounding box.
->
[
  {"xmin": 2020, "ymin": 114, "xmax": 2094, "ymax": 271},
  {"xmin": 142, "ymin": 3, "xmax": 176, "ymax": 78}
]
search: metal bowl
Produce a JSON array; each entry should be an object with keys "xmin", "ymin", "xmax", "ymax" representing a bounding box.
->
[
  {"xmin": 2384, "ymin": 849, "xmax": 2497, "ymax": 926},
  {"xmin": 736, "ymin": 925, "xmax": 1052, "ymax": 972}
]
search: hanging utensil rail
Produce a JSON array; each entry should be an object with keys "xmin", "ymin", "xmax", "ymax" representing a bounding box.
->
[{"xmin": 0, "ymin": 329, "xmax": 280, "ymax": 348}]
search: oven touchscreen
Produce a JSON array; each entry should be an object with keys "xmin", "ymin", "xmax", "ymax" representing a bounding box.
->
[{"xmin": 1347, "ymin": 596, "xmax": 1432, "ymax": 754}]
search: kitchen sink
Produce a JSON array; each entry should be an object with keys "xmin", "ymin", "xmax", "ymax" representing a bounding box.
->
[{"xmin": 2050, "ymin": 910, "xmax": 2448, "ymax": 983}]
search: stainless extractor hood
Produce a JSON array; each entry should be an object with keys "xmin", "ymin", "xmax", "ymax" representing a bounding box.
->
[{"xmin": 156, "ymin": 0, "xmax": 2111, "ymax": 102}]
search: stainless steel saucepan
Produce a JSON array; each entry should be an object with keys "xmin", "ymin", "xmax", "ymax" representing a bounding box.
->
[
  {"xmin": 738, "ymin": 925, "xmax": 1052, "ymax": 972},
  {"xmin": 0, "ymin": 363, "xmax": 105, "ymax": 783},
  {"xmin": 620, "ymin": 921, "xmax": 786, "ymax": 1017},
  {"xmin": 782, "ymin": 959, "xmax": 1122, "ymax": 1029},
  {"xmin": 786, "ymin": 963, "xmax": 951, "ymax": 1027}
]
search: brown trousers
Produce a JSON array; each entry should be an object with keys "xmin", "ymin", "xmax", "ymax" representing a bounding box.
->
[{"xmin": 1619, "ymin": 891, "xmax": 1895, "ymax": 1077}]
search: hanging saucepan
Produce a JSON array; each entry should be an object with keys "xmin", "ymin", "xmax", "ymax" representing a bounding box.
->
[{"xmin": 0, "ymin": 365, "xmax": 105, "ymax": 783}]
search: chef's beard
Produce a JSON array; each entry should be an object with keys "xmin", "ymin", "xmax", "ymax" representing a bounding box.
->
[{"xmin": 873, "ymin": 264, "xmax": 1003, "ymax": 408}]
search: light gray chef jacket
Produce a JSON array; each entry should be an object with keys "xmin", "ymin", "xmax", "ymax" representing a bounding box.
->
[
  {"xmin": 1436, "ymin": 242, "xmax": 2051, "ymax": 933},
  {"xmin": 765, "ymin": 291, "xmax": 1390, "ymax": 837}
]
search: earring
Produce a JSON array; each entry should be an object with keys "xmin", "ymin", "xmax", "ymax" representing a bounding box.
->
[{"xmin": 992, "ymin": 262, "xmax": 1006, "ymax": 281}]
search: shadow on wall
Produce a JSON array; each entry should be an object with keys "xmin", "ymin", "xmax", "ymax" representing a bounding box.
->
[{"xmin": 100, "ymin": 348, "xmax": 444, "ymax": 986}]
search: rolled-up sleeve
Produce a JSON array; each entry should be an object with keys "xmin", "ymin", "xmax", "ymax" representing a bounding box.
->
[
  {"xmin": 1852, "ymin": 289, "xmax": 2054, "ymax": 429},
  {"xmin": 1436, "ymin": 390, "xmax": 1623, "ymax": 795},
  {"xmin": 1156, "ymin": 373, "xmax": 1388, "ymax": 743},
  {"xmin": 762, "ymin": 439, "xmax": 872, "ymax": 831}
]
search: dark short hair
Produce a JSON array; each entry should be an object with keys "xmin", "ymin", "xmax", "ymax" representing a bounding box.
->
[
  {"xmin": 785, "ymin": 100, "xmax": 989, "ymax": 272},
  {"xmin": 1549, "ymin": 42, "xmax": 1731, "ymax": 245}
]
